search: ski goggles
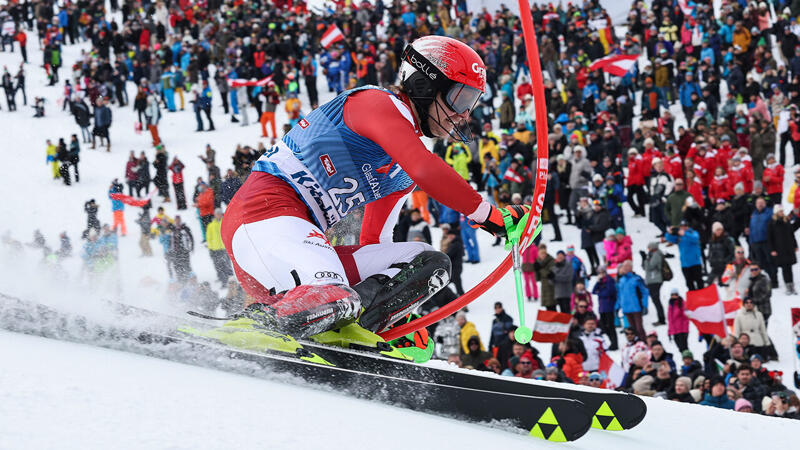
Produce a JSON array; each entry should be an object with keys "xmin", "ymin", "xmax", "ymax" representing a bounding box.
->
[{"xmin": 445, "ymin": 83, "xmax": 482, "ymax": 115}]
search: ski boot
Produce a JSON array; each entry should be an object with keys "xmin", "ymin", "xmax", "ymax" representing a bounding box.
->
[
  {"xmin": 385, "ymin": 314, "xmax": 435, "ymax": 363},
  {"xmin": 242, "ymin": 284, "xmax": 362, "ymax": 339},
  {"xmin": 355, "ymin": 250, "xmax": 451, "ymax": 334}
]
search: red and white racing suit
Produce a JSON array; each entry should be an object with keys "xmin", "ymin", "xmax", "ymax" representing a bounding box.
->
[{"xmin": 221, "ymin": 88, "xmax": 490, "ymax": 304}]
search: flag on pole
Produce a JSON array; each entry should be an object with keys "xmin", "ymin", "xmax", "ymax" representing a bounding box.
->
[
  {"xmin": 228, "ymin": 76, "xmax": 274, "ymax": 88},
  {"xmin": 109, "ymin": 191, "xmax": 155, "ymax": 208},
  {"xmin": 685, "ymin": 285, "xmax": 727, "ymax": 337},
  {"xmin": 597, "ymin": 350, "xmax": 625, "ymax": 390},
  {"xmin": 532, "ymin": 310, "xmax": 572, "ymax": 343},
  {"xmin": 320, "ymin": 24, "xmax": 345, "ymax": 49},
  {"xmin": 588, "ymin": 54, "xmax": 640, "ymax": 77}
]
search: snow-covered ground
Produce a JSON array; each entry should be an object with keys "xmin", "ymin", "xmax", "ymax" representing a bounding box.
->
[{"xmin": 1, "ymin": 19, "xmax": 799, "ymax": 449}]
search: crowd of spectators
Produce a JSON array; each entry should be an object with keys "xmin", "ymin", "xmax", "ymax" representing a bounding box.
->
[{"xmin": 2, "ymin": 0, "xmax": 799, "ymax": 418}]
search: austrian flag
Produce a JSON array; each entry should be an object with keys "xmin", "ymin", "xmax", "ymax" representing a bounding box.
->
[
  {"xmin": 532, "ymin": 310, "xmax": 572, "ymax": 343},
  {"xmin": 589, "ymin": 54, "xmax": 640, "ymax": 77},
  {"xmin": 321, "ymin": 24, "xmax": 345, "ymax": 49}
]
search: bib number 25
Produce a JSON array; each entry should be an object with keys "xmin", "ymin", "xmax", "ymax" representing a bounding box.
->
[{"xmin": 328, "ymin": 177, "xmax": 365, "ymax": 216}]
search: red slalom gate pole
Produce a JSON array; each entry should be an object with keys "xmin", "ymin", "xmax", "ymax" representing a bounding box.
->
[{"xmin": 379, "ymin": 2, "xmax": 549, "ymax": 342}]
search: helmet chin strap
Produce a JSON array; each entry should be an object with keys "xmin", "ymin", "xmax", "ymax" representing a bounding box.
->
[{"xmin": 402, "ymin": 72, "xmax": 473, "ymax": 142}]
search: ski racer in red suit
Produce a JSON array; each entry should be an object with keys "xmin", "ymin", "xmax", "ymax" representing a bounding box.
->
[{"xmin": 221, "ymin": 36, "xmax": 529, "ymax": 338}]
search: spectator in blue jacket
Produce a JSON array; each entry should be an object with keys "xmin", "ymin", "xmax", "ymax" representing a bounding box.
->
[
  {"xmin": 679, "ymin": 72, "xmax": 703, "ymax": 119},
  {"xmin": 747, "ymin": 197, "xmax": 776, "ymax": 286},
  {"xmin": 616, "ymin": 261, "xmax": 649, "ymax": 341},
  {"xmin": 604, "ymin": 175, "xmax": 626, "ymax": 230},
  {"xmin": 592, "ymin": 265, "xmax": 618, "ymax": 350},
  {"xmin": 664, "ymin": 221, "xmax": 704, "ymax": 291},
  {"xmin": 192, "ymin": 80, "xmax": 214, "ymax": 131},
  {"xmin": 91, "ymin": 98, "xmax": 112, "ymax": 151},
  {"xmin": 699, "ymin": 377, "xmax": 736, "ymax": 410}
]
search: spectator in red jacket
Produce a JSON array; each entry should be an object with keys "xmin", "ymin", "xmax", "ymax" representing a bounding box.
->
[
  {"xmin": 626, "ymin": 148, "xmax": 647, "ymax": 217},
  {"xmin": 709, "ymin": 167, "xmax": 732, "ymax": 202},
  {"xmin": 728, "ymin": 155, "xmax": 753, "ymax": 193},
  {"xmin": 666, "ymin": 145, "xmax": 684, "ymax": 181},
  {"xmin": 761, "ymin": 153, "xmax": 784, "ymax": 200},
  {"xmin": 642, "ymin": 138, "xmax": 662, "ymax": 177},
  {"xmin": 194, "ymin": 183, "xmax": 215, "ymax": 241},
  {"xmin": 685, "ymin": 169, "xmax": 705, "ymax": 207}
]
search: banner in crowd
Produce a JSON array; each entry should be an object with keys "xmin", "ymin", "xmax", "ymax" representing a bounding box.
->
[
  {"xmin": 598, "ymin": 349, "xmax": 625, "ymax": 389},
  {"xmin": 532, "ymin": 310, "xmax": 572, "ymax": 343},
  {"xmin": 321, "ymin": 24, "xmax": 345, "ymax": 49},
  {"xmin": 589, "ymin": 54, "xmax": 640, "ymax": 77},
  {"xmin": 685, "ymin": 285, "xmax": 739, "ymax": 337},
  {"xmin": 228, "ymin": 76, "xmax": 274, "ymax": 88}
]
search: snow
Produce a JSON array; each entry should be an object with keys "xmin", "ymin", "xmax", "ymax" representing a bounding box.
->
[{"xmin": 0, "ymin": 16, "xmax": 799, "ymax": 449}]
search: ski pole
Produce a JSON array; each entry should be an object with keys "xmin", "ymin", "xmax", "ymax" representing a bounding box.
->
[{"xmin": 503, "ymin": 211, "xmax": 542, "ymax": 344}]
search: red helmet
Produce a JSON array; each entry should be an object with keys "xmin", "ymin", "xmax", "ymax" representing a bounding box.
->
[{"xmin": 400, "ymin": 36, "xmax": 486, "ymax": 140}]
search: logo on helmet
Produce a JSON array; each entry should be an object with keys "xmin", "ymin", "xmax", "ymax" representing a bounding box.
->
[
  {"xmin": 471, "ymin": 62, "xmax": 486, "ymax": 81},
  {"xmin": 410, "ymin": 54, "xmax": 437, "ymax": 80}
]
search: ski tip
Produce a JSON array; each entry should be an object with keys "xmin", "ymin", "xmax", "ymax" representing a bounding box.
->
[
  {"xmin": 590, "ymin": 395, "xmax": 647, "ymax": 431},
  {"xmin": 528, "ymin": 402, "xmax": 592, "ymax": 442}
]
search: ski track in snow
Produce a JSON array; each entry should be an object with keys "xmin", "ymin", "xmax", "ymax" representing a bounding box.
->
[{"xmin": 0, "ymin": 20, "xmax": 799, "ymax": 449}]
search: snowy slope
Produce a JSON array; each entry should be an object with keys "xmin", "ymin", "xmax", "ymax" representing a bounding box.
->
[
  {"xmin": 0, "ymin": 15, "xmax": 799, "ymax": 449},
  {"xmin": 1, "ymin": 330, "xmax": 797, "ymax": 450}
]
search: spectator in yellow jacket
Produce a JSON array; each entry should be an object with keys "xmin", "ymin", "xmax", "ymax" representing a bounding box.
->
[
  {"xmin": 478, "ymin": 134, "xmax": 499, "ymax": 171},
  {"xmin": 46, "ymin": 139, "xmax": 59, "ymax": 179},
  {"xmin": 445, "ymin": 142, "xmax": 472, "ymax": 181},
  {"xmin": 206, "ymin": 209, "xmax": 233, "ymax": 285},
  {"xmin": 456, "ymin": 311, "xmax": 486, "ymax": 354}
]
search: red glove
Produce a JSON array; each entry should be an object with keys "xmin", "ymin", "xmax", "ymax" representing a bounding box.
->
[{"xmin": 477, "ymin": 204, "xmax": 530, "ymax": 237}]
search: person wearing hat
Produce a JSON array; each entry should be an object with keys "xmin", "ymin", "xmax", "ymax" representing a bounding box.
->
[
  {"xmin": 648, "ymin": 157, "xmax": 674, "ymax": 234},
  {"xmin": 626, "ymin": 148, "xmax": 647, "ymax": 217},
  {"xmin": 734, "ymin": 296, "xmax": 770, "ymax": 355},
  {"xmin": 664, "ymin": 177, "xmax": 691, "ymax": 228},
  {"xmin": 679, "ymin": 349, "xmax": 703, "ymax": 380},
  {"xmin": 668, "ymin": 376, "xmax": 696, "ymax": 403},
  {"xmin": 762, "ymin": 153, "xmax": 785, "ymax": 204},
  {"xmin": 461, "ymin": 334, "xmax": 493, "ymax": 370},
  {"xmin": 664, "ymin": 219, "xmax": 704, "ymax": 290},
  {"xmin": 699, "ymin": 377, "xmax": 736, "ymax": 409},
  {"xmin": 708, "ymin": 221, "xmax": 736, "ymax": 285}
]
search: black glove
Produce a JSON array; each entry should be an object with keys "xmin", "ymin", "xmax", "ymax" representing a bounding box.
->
[{"xmin": 639, "ymin": 250, "xmax": 647, "ymax": 260}]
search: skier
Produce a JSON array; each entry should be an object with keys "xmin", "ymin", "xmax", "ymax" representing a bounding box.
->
[{"xmin": 222, "ymin": 36, "xmax": 529, "ymax": 339}]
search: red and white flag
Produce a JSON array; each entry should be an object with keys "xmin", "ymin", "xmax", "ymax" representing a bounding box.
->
[
  {"xmin": 677, "ymin": 0, "xmax": 695, "ymax": 16},
  {"xmin": 589, "ymin": 54, "xmax": 640, "ymax": 77},
  {"xmin": 532, "ymin": 310, "xmax": 572, "ymax": 343},
  {"xmin": 685, "ymin": 285, "xmax": 727, "ymax": 337},
  {"xmin": 598, "ymin": 350, "xmax": 625, "ymax": 390},
  {"xmin": 503, "ymin": 168, "xmax": 524, "ymax": 184},
  {"xmin": 228, "ymin": 75, "xmax": 274, "ymax": 88},
  {"xmin": 320, "ymin": 24, "xmax": 344, "ymax": 49}
]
